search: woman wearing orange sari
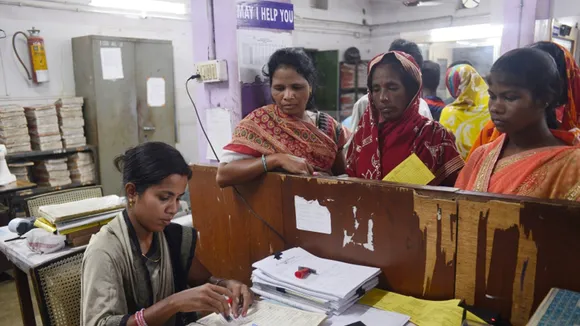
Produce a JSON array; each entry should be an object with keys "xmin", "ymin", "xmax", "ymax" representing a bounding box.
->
[
  {"xmin": 456, "ymin": 48, "xmax": 580, "ymax": 201},
  {"xmin": 217, "ymin": 48, "xmax": 348, "ymax": 187},
  {"xmin": 346, "ymin": 51, "xmax": 463, "ymax": 186},
  {"xmin": 467, "ymin": 41, "xmax": 580, "ymax": 159}
]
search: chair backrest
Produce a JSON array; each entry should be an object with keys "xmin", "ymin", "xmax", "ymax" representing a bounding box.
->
[
  {"xmin": 31, "ymin": 250, "xmax": 85, "ymax": 326},
  {"xmin": 25, "ymin": 186, "xmax": 103, "ymax": 218}
]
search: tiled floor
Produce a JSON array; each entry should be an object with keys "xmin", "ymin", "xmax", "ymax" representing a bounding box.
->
[{"xmin": 0, "ymin": 271, "xmax": 42, "ymax": 326}]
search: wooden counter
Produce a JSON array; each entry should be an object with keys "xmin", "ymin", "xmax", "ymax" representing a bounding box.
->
[{"xmin": 189, "ymin": 165, "xmax": 580, "ymax": 326}]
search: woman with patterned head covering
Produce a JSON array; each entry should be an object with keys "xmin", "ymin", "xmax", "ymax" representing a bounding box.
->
[
  {"xmin": 346, "ymin": 51, "xmax": 463, "ymax": 186},
  {"xmin": 440, "ymin": 64, "xmax": 491, "ymax": 159}
]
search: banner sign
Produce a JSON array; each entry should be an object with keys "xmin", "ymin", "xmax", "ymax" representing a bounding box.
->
[{"xmin": 237, "ymin": 1, "xmax": 294, "ymax": 30}]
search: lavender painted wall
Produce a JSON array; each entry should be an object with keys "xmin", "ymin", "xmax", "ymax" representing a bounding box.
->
[
  {"xmin": 500, "ymin": 0, "xmax": 539, "ymax": 54},
  {"xmin": 191, "ymin": 0, "xmax": 241, "ymax": 163}
]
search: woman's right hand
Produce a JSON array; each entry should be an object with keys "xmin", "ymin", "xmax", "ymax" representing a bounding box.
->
[
  {"xmin": 272, "ymin": 154, "xmax": 314, "ymax": 175},
  {"xmin": 173, "ymin": 283, "xmax": 234, "ymax": 315}
]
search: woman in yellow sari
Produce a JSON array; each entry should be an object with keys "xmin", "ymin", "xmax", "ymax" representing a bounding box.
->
[
  {"xmin": 440, "ymin": 64, "xmax": 491, "ymax": 159},
  {"xmin": 456, "ymin": 48, "xmax": 580, "ymax": 201}
]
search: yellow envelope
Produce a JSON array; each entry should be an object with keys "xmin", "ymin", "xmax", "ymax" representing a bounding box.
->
[{"xmin": 382, "ymin": 153, "xmax": 435, "ymax": 185}]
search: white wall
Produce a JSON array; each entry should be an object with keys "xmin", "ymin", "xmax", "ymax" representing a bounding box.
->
[
  {"xmin": 0, "ymin": 4, "xmax": 199, "ymax": 163},
  {"xmin": 368, "ymin": 0, "xmax": 493, "ymax": 55},
  {"xmin": 292, "ymin": 0, "xmax": 373, "ymax": 60},
  {"xmin": 553, "ymin": 0, "xmax": 580, "ymax": 19}
]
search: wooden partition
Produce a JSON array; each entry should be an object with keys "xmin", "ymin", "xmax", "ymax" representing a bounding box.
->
[{"xmin": 189, "ymin": 165, "xmax": 580, "ymax": 326}]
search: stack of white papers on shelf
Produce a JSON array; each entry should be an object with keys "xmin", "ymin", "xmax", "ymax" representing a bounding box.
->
[
  {"xmin": 0, "ymin": 105, "xmax": 31, "ymax": 153},
  {"xmin": 56, "ymin": 98, "xmax": 86, "ymax": 148},
  {"xmin": 251, "ymin": 247, "xmax": 381, "ymax": 316}
]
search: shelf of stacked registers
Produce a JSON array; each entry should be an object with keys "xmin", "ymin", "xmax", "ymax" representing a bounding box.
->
[{"xmin": 0, "ymin": 99, "xmax": 99, "ymax": 219}]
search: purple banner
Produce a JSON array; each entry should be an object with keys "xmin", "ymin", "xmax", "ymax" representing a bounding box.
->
[{"xmin": 237, "ymin": 1, "xmax": 294, "ymax": 30}]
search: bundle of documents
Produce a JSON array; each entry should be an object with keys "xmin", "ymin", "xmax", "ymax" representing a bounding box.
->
[
  {"xmin": 8, "ymin": 161, "xmax": 34, "ymax": 182},
  {"xmin": 251, "ymin": 247, "xmax": 381, "ymax": 316},
  {"xmin": 56, "ymin": 98, "xmax": 86, "ymax": 148},
  {"xmin": 0, "ymin": 104, "xmax": 31, "ymax": 153},
  {"xmin": 34, "ymin": 195, "xmax": 125, "ymax": 246},
  {"xmin": 33, "ymin": 158, "xmax": 72, "ymax": 187},
  {"xmin": 68, "ymin": 152, "xmax": 96, "ymax": 183},
  {"xmin": 25, "ymin": 105, "xmax": 63, "ymax": 151}
]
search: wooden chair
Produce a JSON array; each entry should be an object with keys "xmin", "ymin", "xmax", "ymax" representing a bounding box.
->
[
  {"xmin": 23, "ymin": 186, "xmax": 102, "ymax": 325},
  {"xmin": 24, "ymin": 185, "xmax": 103, "ymax": 217},
  {"xmin": 31, "ymin": 250, "xmax": 85, "ymax": 326}
]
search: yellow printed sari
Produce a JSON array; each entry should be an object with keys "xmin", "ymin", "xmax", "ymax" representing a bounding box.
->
[{"xmin": 440, "ymin": 64, "xmax": 491, "ymax": 159}]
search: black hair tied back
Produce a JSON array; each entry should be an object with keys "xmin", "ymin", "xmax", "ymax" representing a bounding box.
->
[
  {"xmin": 490, "ymin": 48, "xmax": 562, "ymax": 130},
  {"xmin": 114, "ymin": 142, "xmax": 192, "ymax": 194}
]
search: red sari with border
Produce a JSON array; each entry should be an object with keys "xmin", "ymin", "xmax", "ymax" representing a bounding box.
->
[
  {"xmin": 223, "ymin": 104, "xmax": 347, "ymax": 173},
  {"xmin": 456, "ymin": 130, "xmax": 580, "ymax": 201},
  {"xmin": 345, "ymin": 51, "xmax": 464, "ymax": 185}
]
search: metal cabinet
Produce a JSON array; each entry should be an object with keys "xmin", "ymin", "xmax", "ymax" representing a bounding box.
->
[{"xmin": 72, "ymin": 35, "xmax": 176, "ymax": 195}]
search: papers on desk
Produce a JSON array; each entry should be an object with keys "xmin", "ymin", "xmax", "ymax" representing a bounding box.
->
[
  {"xmin": 359, "ymin": 289, "xmax": 486, "ymax": 326},
  {"xmin": 193, "ymin": 300, "xmax": 327, "ymax": 326},
  {"xmin": 323, "ymin": 304, "xmax": 410, "ymax": 326},
  {"xmin": 251, "ymin": 247, "xmax": 381, "ymax": 315}
]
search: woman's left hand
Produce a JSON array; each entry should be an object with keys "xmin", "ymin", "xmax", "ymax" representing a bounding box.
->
[{"xmin": 222, "ymin": 279, "xmax": 253, "ymax": 318}]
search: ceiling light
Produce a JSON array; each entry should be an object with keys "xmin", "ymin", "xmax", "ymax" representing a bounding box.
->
[{"xmin": 90, "ymin": 0, "xmax": 187, "ymax": 15}]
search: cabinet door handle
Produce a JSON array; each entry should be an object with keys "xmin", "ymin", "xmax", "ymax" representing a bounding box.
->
[{"xmin": 143, "ymin": 126, "xmax": 156, "ymax": 131}]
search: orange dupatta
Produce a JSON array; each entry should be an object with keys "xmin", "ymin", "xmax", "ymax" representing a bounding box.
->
[
  {"xmin": 467, "ymin": 43, "xmax": 580, "ymax": 160},
  {"xmin": 456, "ymin": 130, "xmax": 580, "ymax": 201}
]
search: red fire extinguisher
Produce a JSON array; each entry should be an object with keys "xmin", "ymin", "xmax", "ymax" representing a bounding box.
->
[{"xmin": 12, "ymin": 27, "xmax": 49, "ymax": 84}]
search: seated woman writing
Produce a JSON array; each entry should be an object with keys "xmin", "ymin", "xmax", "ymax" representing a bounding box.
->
[
  {"xmin": 455, "ymin": 48, "xmax": 580, "ymax": 201},
  {"xmin": 216, "ymin": 48, "xmax": 349, "ymax": 187},
  {"xmin": 467, "ymin": 41, "xmax": 580, "ymax": 159},
  {"xmin": 81, "ymin": 142, "xmax": 252, "ymax": 326},
  {"xmin": 346, "ymin": 51, "xmax": 464, "ymax": 186}
]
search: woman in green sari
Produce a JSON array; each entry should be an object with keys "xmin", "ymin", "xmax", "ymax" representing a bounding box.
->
[{"xmin": 81, "ymin": 142, "xmax": 252, "ymax": 326}]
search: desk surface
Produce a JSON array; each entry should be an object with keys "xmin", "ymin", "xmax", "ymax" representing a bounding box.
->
[
  {"xmin": 0, "ymin": 180, "xmax": 36, "ymax": 195},
  {"xmin": 0, "ymin": 214, "xmax": 193, "ymax": 274}
]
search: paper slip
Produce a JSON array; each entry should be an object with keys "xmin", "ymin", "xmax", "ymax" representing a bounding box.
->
[
  {"xmin": 382, "ymin": 153, "xmax": 435, "ymax": 185},
  {"xmin": 359, "ymin": 289, "xmax": 486, "ymax": 326},
  {"xmin": 252, "ymin": 248, "xmax": 381, "ymax": 299},
  {"xmin": 192, "ymin": 300, "xmax": 327, "ymax": 326},
  {"xmin": 323, "ymin": 304, "xmax": 410, "ymax": 326}
]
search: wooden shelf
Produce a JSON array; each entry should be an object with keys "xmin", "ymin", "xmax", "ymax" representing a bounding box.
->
[
  {"xmin": 7, "ymin": 145, "xmax": 96, "ymax": 162},
  {"xmin": 13, "ymin": 182, "xmax": 97, "ymax": 198}
]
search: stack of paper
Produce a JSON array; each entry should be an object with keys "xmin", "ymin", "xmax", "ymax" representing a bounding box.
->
[
  {"xmin": 56, "ymin": 98, "xmax": 86, "ymax": 148},
  {"xmin": 251, "ymin": 247, "xmax": 381, "ymax": 316},
  {"xmin": 0, "ymin": 104, "xmax": 31, "ymax": 153},
  {"xmin": 8, "ymin": 161, "xmax": 34, "ymax": 182},
  {"xmin": 34, "ymin": 195, "xmax": 125, "ymax": 246},
  {"xmin": 68, "ymin": 152, "xmax": 96, "ymax": 183},
  {"xmin": 25, "ymin": 105, "xmax": 63, "ymax": 151},
  {"xmin": 33, "ymin": 158, "xmax": 72, "ymax": 187}
]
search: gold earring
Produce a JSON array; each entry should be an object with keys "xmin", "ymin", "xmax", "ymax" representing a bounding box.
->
[{"xmin": 128, "ymin": 199, "xmax": 134, "ymax": 208}]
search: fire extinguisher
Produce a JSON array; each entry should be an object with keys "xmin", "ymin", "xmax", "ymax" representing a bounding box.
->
[{"xmin": 12, "ymin": 27, "xmax": 49, "ymax": 84}]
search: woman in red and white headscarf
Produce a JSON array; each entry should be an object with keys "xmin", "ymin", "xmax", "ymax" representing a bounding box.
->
[{"xmin": 346, "ymin": 51, "xmax": 464, "ymax": 186}]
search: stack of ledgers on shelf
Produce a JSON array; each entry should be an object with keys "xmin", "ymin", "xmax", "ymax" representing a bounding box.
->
[
  {"xmin": 56, "ymin": 98, "xmax": 86, "ymax": 148},
  {"xmin": 0, "ymin": 104, "xmax": 31, "ymax": 153},
  {"xmin": 33, "ymin": 158, "xmax": 71, "ymax": 187},
  {"xmin": 251, "ymin": 247, "xmax": 381, "ymax": 316},
  {"xmin": 68, "ymin": 152, "xmax": 96, "ymax": 184},
  {"xmin": 8, "ymin": 161, "xmax": 34, "ymax": 182},
  {"xmin": 34, "ymin": 195, "xmax": 125, "ymax": 247},
  {"xmin": 25, "ymin": 105, "xmax": 63, "ymax": 151}
]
